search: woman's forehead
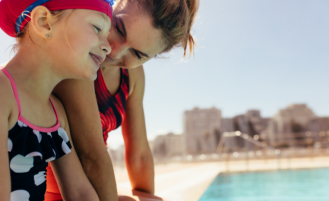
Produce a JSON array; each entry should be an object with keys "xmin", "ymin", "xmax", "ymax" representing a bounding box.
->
[
  {"xmin": 114, "ymin": 3, "xmax": 166, "ymax": 56},
  {"xmin": 113, "ymin": 0, "xmax": 136, "ymax": 14}
]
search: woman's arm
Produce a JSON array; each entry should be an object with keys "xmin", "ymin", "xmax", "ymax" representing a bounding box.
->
[
  {"xmin": 50, "ymin": 96, "xmax": 99, "ymax": 201},
  {"xmin": 53, "ymin": 79, "xmax": 118, "ymax": 201},
  {"xmin": 121, "ymin": 66, "xmax": 155, "ymax": 194}
]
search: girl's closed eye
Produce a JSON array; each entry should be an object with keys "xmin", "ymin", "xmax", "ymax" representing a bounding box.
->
[{"xmin": 93, "ymin": 25, "xmax": 102, "ymax": 34}]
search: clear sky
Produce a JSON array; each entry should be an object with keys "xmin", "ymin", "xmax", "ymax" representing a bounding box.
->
[{"xmin": 1, "ymin": 0, "xmax": 329, "ymax": 149}]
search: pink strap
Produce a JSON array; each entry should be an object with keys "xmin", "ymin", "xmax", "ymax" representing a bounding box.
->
[
  {"xmin": 49, "ymin": 98, "xmax": 59, "ymax": 123},
  {"xmin": 2, "ymin": 68, "xmax": 22, "ymax": 117},
  {"xmin": 2, "ymin": 68, "xmax": 60, "ymax": 132}
]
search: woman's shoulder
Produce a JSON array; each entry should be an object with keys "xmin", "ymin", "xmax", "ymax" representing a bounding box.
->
[
  {"xmin": 127, "ymin": 65, "xmax": 145, "ymax": 78},
  {"xmin": 127, "ymin": 65, "xmax": 145, "ymax": 97}
]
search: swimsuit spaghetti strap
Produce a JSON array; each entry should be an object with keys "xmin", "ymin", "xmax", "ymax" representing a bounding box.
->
[
  {"xmin": 1, "ymin": 68, "xmax": 60, "ymax": 132},
  {"xmin": 2, "ymin": 68, "xmax": 22, "ymax": 117},
  {"xmin": 49, "ymin": 98, "xmax": 59, "ymax": 122}
]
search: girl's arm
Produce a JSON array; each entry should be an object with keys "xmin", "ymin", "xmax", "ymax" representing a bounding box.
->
[
  {"xmin": 49, "ymin": 96, "xmax": 99, "ymax": 201},
  {"xmin": 0, "ymin": 75, "xmax": 16, "ymax": 201},
  {"xmin": 121, "ymin": 66, "xmax": 155, "ymax": 194},
  {"xmin": 53, "ymin": 80, "xmax": 118, "ymax": 201},
  {"xmin": 0, "ymin": 120, "xmax": 10, "ymax": 201}
]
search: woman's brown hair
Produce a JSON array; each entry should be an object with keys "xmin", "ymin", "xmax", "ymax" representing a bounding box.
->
[{"xmin": 135, "ymin": 0, "xmax": 199, "ymax": 58}]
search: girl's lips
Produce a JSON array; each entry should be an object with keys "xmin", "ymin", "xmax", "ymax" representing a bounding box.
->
[
  {"xmin": 90, "ymin": 54, "xmax": 101, "ymax": 68},
  {"xmin": 90, "ymin": 53, "xmax": 104, "ymax": 62}
]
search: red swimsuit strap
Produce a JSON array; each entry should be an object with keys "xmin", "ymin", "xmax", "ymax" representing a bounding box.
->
[{"xmin": 94, "ymin": 68, "xmax": 129, "ymax": 144}]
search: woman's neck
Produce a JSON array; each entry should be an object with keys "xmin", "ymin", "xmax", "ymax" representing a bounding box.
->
[{"xmin": 5, "ymin": 49, "xmax": 62, "ymax": 103}]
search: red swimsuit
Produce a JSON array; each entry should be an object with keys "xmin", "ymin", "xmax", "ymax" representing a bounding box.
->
[
  {"xmin": 95, "ymin": 68, "xmax": 130, "ymax": 144},
  {"xmin": 45, "ymin": 68, "xmax": 129, "ymax": 201}
]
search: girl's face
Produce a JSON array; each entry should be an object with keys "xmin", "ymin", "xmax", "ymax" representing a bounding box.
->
[
  {"xmin": 101, "ymin": 1, "xmax": 166, "ymax": 69},
  {"xmin": 49, "ymin": 9, "xmax": 111, "ymax": 80}
]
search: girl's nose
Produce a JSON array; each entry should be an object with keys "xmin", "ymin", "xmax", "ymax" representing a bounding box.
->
[{"xmin": 100, "ymin": 41, "xmax": 111, "ymax": 55}]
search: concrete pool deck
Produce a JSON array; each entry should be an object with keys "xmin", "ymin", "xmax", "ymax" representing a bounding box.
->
[{"xmin": 114, "ymin": 155, "xmax": 329, "ymax": 201}]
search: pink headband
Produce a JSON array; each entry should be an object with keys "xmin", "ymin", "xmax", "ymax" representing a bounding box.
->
[{"xmin": 0, "ymin": 0, "xmax": 114, "ymax": 37}]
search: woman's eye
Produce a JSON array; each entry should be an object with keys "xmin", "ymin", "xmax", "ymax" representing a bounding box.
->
[
  {"xmin": 134, "ymin": 50, "xmax": 142, "ymax": 60},
  {"xmin": 93, "ymin": 26, "xmax": 101, "ymax": 33},
  {"xmin": 116, "ymin": 25, "xmax": 124, "ymax": 36}
]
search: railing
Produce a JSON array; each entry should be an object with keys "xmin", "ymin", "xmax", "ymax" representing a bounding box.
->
[
  {"xmin": 111, "ymin": 130, "xmax": 329, "ymax": 170},
  {"xmin": 216, "ymin": 131, "xmax": 276, "ymax": 153}
]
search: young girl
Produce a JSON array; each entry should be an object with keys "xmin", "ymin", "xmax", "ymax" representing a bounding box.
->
[{"xmin": 0, "ymin": 0, "xmax": 113, "ymax": 200}]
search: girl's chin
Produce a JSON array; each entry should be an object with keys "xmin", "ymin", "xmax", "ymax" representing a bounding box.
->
[
  {"xmin": 87, "ymin": 72, "xmax": 98, "ymax": 81},
  {"xmin": 79, "ymin": 68, "xmax": 98, "ymax": 81}
]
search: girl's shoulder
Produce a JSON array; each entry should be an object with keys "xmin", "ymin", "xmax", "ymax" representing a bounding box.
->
[
  {"xmin": 49, "ymin": 94, "xmax": 68, "ymax": 130},
  {"xmin": 0, "ymin": 69, "xmax": 13, "ymax": 93},
  {"xmin": 0, "ymin": 70, "xmax": 19, "ymax": 128}
]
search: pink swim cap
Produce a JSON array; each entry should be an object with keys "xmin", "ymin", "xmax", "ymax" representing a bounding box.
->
[{"xmin": 0, "ymin": 0, "xmax": 114, "ymax": 37}]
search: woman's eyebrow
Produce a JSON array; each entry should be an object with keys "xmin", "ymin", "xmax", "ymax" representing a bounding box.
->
[{"xmin": 120, "ymin": 17, "xmax": 149, "ymax": 58}]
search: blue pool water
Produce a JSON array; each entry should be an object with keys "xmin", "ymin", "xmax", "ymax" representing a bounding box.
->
[{"xmin": 199, "ymin": 168, "xmax": 329, "ymax": 201}]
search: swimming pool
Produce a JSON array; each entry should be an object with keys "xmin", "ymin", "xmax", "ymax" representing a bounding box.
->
[{"xmin": 199, "ymin": 168, "xmax": 329, "ymax": 201}]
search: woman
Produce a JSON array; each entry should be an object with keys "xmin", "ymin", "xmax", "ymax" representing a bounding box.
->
[{"xmin": 47, "ymin": 0, "xmax": 199, "ymax": 200}]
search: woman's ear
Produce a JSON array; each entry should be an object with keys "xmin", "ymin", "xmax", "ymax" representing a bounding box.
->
[{"xmin": 30, "ymin": 6, "xmax": 54, "ymax": 39}]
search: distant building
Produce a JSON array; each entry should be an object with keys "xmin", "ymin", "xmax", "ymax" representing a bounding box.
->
[
  {"xmin": 308, "ymin": 117, "xmax": 329, "ymax": 133},
  {"xmin": 183, "ymin": 108, "xmax": 270, "ymax": 153},
  {"xmin": 263, "ymin": 104, "xmax": 316, "ymax": 147},
  {"xmin": 307, "ymin": 117, "xmax": 329, "ymax": 144},
  {"xmin": 182, "ymin": 104, "xmax": 329, "ymax": 153},
  {"xmin": 232, "ymin": 114, "xmax": 250, "ymax": 149},
  {"xmin": 183, "ymin": 107, "xmax": 222, "ymax": 154},
  {"xmin": 220, "ymin": 118, "xmax": 237, "ymax": 151},
  {"xmin": 229, "ymin": 110, "xmax": 269, "ymax": 150},
  {"xmin": 152, "ymin": 133, "xmax": 184, "ymax": 158},
  {"xmin": 246, "ymin": 110, "xmax": 270, "ymax": 134}
]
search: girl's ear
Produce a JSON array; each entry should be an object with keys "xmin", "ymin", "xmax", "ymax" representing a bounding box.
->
[{"xmin": 30, "ymin": 6, "xmax": 54, "ymax": 39}]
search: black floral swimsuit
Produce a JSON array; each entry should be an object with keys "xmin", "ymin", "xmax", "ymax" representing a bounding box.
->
[{"xmin": 3, "ymin": 68, "xmax": 72, "ymax": 201}]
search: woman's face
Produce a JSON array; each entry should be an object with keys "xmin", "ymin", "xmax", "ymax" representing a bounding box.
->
[{"xmin": 102, "ymin": 1, "xmax": 166, "ymax": 69}]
